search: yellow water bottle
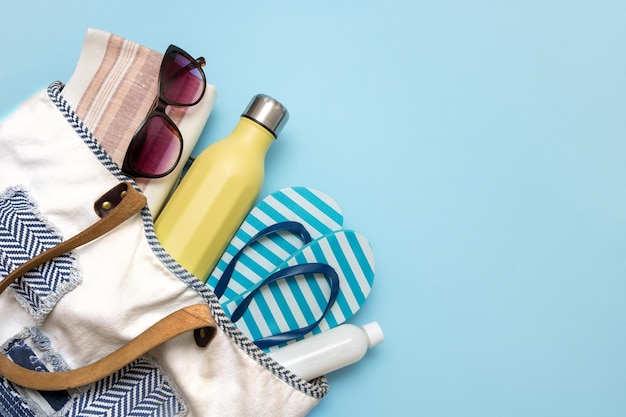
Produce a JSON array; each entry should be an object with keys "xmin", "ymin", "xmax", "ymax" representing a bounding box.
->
[{"xmin": 154, "ymin": 94, "xmax": 289, "ymax": 282}]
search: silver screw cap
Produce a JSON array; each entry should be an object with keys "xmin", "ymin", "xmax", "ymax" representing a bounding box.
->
[{"xmin": 242, "ymin": 94, "xmax": 289, "ymax": 138}]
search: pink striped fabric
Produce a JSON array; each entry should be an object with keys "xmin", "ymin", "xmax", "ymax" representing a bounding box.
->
[{"xmin": 71, "ymin": 32, "xmax": 189, "ymax": 187}]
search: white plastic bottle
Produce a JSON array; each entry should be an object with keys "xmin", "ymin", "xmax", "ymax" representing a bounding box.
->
[{"xmin": 268, "ymin": 322, "xmax": 384, "ymax": 381}]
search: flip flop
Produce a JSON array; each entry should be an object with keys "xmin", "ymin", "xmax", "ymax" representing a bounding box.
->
[
  {"xmin": 224, "ymin": 230, "xmax": 375, "ymax": 350},
  {"xmin": 206, "ymin": 187, "xmax": 344, "ymax": 303}
]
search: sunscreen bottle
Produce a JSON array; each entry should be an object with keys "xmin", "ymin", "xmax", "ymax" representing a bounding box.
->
[
  {"xmin": 268, "ymin": 322, "xmax": 384, "ymax": 381},
  {"xmin": 154, "ymin": 94, "xmax": 288, "ymax": 282}
]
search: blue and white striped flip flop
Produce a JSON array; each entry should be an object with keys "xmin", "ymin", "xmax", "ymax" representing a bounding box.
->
[
  {"xmin": 206, "ymin": 187, "xmax": 344, "ymax": 303},
  {"xmin": 224, "ymin": 230, "xmax": 375, "ymax": 350}
]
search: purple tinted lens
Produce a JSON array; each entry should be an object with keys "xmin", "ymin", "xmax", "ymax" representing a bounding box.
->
[
  {"xmin": 127, "ymin": 116, "xmax": 182, "ymax": 176},
  {"xmin": 161, "ymin": 50, "xmax": 205, "ymax": 105}
]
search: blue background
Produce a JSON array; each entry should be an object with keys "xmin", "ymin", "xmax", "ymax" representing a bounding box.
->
[{"xmin": 2, "ymin": 1, "xmax": 626, "ymax": 415}]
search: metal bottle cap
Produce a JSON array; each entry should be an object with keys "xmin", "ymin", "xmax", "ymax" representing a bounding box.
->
[{"xmin": 242, "ymin": 94, "xmax": 289, "ymax": 138}]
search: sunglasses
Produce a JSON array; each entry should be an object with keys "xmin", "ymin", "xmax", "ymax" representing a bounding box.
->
[{"xmin": 122, "ymin": 45, "xmax": 206, "ymax": 178}]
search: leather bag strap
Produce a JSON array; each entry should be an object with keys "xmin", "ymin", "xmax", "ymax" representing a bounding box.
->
[{"xmin": 0, "ymin": 182, "xmax": 216, "ymax": 391}]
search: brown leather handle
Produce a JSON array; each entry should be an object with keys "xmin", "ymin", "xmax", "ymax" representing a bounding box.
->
[
  {"xmin": 0, "ymin": 183, "xmax": 216, "ymax": 390},
  {"xmin": 0, "ymin": 304, "xmax": 215, "ymax": 390},
  {"xmin": 0, "ymin": 182, "xmax": 146, "ymax": 294}
]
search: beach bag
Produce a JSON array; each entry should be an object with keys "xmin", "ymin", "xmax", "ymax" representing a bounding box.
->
[{"xmin": 0, "ymin": 28, "xmax": 327, "ymax": 416}]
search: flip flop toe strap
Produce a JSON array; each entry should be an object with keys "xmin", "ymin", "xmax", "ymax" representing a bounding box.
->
[
  {"xmin": 230, "ymin": 262, "xmax": 339, "ymax": 349},
  {"xmin": 214, "ymin": 221, "xmax": 313, "ymax": 298}
]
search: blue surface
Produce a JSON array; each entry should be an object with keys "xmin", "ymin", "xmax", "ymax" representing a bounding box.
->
[{"xmin": 2, "ymin": 1, "xmax": 626, "ymax": 415}]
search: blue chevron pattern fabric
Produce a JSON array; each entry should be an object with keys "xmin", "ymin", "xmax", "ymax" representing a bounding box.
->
[
  {"xmin": 63, "ymin": 356, "xmax": 187, "ymax": 416},
  {"xmin": 0, "ymin": 328, "xmax": 185, "ymax": 417},
  {"xmin": 0, "ymin": 187, "xmax": 81, "ymax": 322},
  {"xmin": 0, "ymin": 378, "xmax": 35, "ymax": 417}
]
